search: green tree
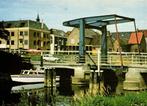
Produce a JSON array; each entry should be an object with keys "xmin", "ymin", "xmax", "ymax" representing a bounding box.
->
[{"xmin": 0, "ymin": 21, "xmax": 9, "ymax": 40}]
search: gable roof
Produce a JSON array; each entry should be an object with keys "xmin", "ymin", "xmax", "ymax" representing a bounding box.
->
[
  {"xmin": 128, "ymin": 32, "xmax": 143, "ymax": 44},
  {"xmin": 50, "ymin": 28, "xmax": 66, "ymax": 38},
  {"xmin": 2, "ymin": 20, "xmax": 49, "ymax": 30},
  {"xmin": 69, "ymin": 28, "xmax": 98, "ymax": 38}
]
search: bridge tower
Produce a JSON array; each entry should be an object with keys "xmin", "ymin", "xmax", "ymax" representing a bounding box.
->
[{"xmin": 63, "ymin": 14, "xmax": 135, "ymax": 63}]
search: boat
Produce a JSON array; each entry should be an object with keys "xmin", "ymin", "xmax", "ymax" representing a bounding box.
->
[
  {"xmin": 11, "ymin": 66, "xmax": 60, "ymax": 84},
  {"xmin": 11, "ymin": 67, "xmax": 45, "ymax": 84}
]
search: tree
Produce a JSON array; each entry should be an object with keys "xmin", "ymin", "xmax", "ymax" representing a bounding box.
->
[{"xmin": 0, "ymin": 21, "xmax": 9, "ymax": 40}]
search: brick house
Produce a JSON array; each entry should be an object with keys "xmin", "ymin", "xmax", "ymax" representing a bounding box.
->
[{"xmin": 66, "ymin": 28, "xmax": 100, "ymax": 53}]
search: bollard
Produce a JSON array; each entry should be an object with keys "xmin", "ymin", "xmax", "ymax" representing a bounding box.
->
[
  {"xmin": 44, "ymin": 68, "xmax": 56, "ymax": 87},
  {"xmin": 44, "ymin": 69, "xmax": 49, "ymax": 87}
]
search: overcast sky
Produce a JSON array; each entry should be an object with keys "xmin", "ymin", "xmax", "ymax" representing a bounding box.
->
[{"xmin": 0, "ymin": 0, "xmax": 146, "ymax": 32}]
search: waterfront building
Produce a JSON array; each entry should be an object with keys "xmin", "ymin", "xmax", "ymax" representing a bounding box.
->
[
  {"xmin": 50, "ymin": 28, "xmax": 67, "ymax": 54},
  {"xmin": 128, "ymin": 31, "xmax": 146, "ymax": 52},
  {"xmin": 110, "ymin": 32, "xmax": 131, "ymax": 52},
  {"xmin": 0, "ymin": 16, "xmax": 50, "ymax": 50},
  {"xmin": 139, "ymin": 29, "xmax": 147, "ymax": 52}
]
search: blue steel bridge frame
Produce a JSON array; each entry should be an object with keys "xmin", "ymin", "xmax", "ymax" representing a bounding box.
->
[{"xmin": 63, "ymin": 14, "xmax": 137, "ymax": 64}]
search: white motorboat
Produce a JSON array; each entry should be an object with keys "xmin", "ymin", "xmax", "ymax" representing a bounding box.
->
[
  {"xmin": 11, "ymin": 66, "xmax": 60, "ymax": 84},
  {"xmin": 11, "ymin": 67, "xmax": 45, "ymax": 84}
]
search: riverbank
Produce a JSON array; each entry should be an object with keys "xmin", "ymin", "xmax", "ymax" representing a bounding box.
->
[{"xmin": 72, "ymin": 91, "xmax": 147, "ymax": 106}]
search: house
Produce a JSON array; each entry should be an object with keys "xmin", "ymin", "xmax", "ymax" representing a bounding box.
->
[
  {"xmin": 0, "ymin": 15, "xmax": 50, "ymax": 50},
  {"xmin": 109, "ymin": 32, "xmax": 131, "ymax": 52},
  {"xmin": 66, "ymin": 28, "xmax": 100, "ymax": 53},
  {"xmin": 128, "ymin": 32, "xmax": 146, "ymax": 52},
  {"xmin": 138, "ymin": 29, "xmax": 147, "ymax": 51},
  {"xmin": 50, "ymin": 28, "xmax": 66, "ymax": 54}
]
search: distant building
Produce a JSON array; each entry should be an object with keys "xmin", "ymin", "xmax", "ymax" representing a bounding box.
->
[
  {"xmin": 128, "ymin": 32, "xmax": 146, "ymax": 52},
  {"xmin": 139, "ymin": 29, "xmax": 147, "ymax": 51},
  {"xmin": 50, "ymin": 28, "xmax": 66, "ymax": 54},
  {"xmin": 66, "ymin": 28, "xmax": 100, "ymax": 54},
  {"xmin": 109, "ymin": 32, "xmax": 131, "ymax": 52},
  {"xmin": 0, "ymin": 16, "xmax": 50, "ymax": 50}
]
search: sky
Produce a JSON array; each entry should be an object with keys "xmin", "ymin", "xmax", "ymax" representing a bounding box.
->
[{"xmin": 0, "ymin": 0, "xmax": 147, "ymax": 32}]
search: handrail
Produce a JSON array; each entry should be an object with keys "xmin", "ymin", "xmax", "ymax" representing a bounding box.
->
[{"xmin": 4, "ymin": 49, "xmax": 147, "ymax": 67}]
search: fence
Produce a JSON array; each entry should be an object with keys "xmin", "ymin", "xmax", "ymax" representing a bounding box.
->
[{"xmin": 4, "ymin": 49, "xmax": 147, "ymax": 66}]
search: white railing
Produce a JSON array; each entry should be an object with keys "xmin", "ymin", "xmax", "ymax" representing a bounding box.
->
[{"xmin": 3, "ymin": 49, "xmax": 147, "ymax": 66}]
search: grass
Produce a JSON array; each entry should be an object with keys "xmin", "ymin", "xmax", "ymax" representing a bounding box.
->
[
  {"xmin": 72, "ymin": 91, "xmax": 147, "ymax": 106},
  {"xmin": 30, "ymin": 55, "xmax": 41, "ymax": 61}
]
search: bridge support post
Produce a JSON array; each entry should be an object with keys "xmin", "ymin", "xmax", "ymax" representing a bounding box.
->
[
  {"xmin": 79, "ymin": 19, "xmax": 85, "ymax": 63},
  {"xmin": 101, "ymin": 26, "xmax": 107, "ymax": 63},
  {"xmin": 123, "ymin": 67, "xmax": 146, "ymax": 90}
]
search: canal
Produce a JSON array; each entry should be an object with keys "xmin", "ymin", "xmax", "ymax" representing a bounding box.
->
[{"xmin": 0, "ymin": 80, "xmax": 124, "ymax": 106}]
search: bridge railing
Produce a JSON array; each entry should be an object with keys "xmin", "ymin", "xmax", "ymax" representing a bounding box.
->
[
  {"xmin": 45, "ymin": 52, "xmax": 147, "ymax": 66},
  {"xmin": 5, "ymin": 49, "xmax": 147, "ymax": 66},
  {"xmin": 100, "ymin": 52, "xmax": 147, "ymax": 66}
]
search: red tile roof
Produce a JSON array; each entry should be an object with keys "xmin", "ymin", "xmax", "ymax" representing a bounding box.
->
[{"xmin": 128, "ymin": 32, "xmax": 143, "ymax": 44}]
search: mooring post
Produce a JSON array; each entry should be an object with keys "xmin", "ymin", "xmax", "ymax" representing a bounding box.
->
[
  {"xmin": 44, "ymin": 68, "xmax": 56, "ymax": 88},
  {"xmin": 40, "ymin": 51, "xmax": 43, "ymax": 67},
  {"xmin": 44, "ymin": 68, "xmax": 56, "ymax": 105},
  {"xmin": 44, "ymin": 68, "xmax": 49, "ymax": 87}
]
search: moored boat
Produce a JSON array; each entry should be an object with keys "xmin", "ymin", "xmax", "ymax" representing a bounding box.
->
[
  {"xmin": 11, "ymin": 68, "xmax": 45, "ymax": 84},
  {"xmin": 11, "ymin": 66, "xmax": 60, "ymax": 84}
]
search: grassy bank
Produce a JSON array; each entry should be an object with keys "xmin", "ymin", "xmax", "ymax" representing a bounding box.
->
[{"xmin": 72, "ymin": 91, "xmax": 147, "ymax": 106}]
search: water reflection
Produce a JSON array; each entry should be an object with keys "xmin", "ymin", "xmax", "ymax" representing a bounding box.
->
[
  {"xmin": 0, "ymin": 80, "xmax": 124, "ymax": 106},
  {"xmin": 0, "ymin": 83, "xmax": 21, "ymax": 105}
]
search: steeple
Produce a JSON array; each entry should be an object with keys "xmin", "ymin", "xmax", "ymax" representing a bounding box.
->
[{"xmin": 36, "ymin": 14, "xmax": 40, "ymax": 22}]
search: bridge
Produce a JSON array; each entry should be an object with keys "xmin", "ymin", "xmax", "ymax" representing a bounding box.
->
[
  {"xmin": 8, "ymin": 14, "xmax": 147, "ymax": 90},
  {"xmin": 63, "ymin": 14, "xmax": 147, "ymax": 91}
]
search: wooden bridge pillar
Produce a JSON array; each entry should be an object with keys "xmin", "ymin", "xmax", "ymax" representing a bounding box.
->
[
  {"xmin": 123, "ymin": 67, "xmax": 146, "ymax": 90},
  {"xmin": 44, "ymin": 68, "xmax": 56, "ymax": 87}
]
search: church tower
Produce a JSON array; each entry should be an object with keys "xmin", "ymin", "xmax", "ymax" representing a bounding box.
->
[{"xmin": 36, "ymin": 14, "xmax": 40, "ymax": 22}]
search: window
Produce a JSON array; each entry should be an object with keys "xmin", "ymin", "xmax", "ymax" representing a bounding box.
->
[
  {"xmin": 43, "ymin": 33, "xmax": 46, "ymax": 38},
  {"xmin": 43, "ymin": 42, "xmax": 46, "ymax": 46},
  {"xmin": 33, "ymin": 32, "xmax": 36, "ymax": 37},
  {"xmin": 24, "ymin": 31, "xmax": 28, "ymax": 36},
  {"xmin": 34, "ymin": 41, "xmax": 36, "ymax": 45},
  {"xmin": 11, "ymin": 40, "xmax": 14, "ymax": 45},
  {"xmin": 37, "ymin": 32, "xmax": 40, "ymax": 38},
  {"xmin": 37, "ymin": 40, "xmax": 41, "ymax": 45},
  {"xmin": 7, "ymin": 41, "xmax": 9, "ymax": 45},
  {"xmin": 11, "ymin": 32, "xmax": 14, "ymax": 36},
  {"xmin": 20, "ymin": 31, "xmax": 23, "ymax": 36},
  {"xmin": 47, "ymin": 41, "xmax": 50, "ymax": 45},
  {"xmin": 47, "ymin": 34, "xmax": 50, "ymax": 38},
  {"xmin": 19, "ymin": 39, "xmax": 23, "ymax": 43},
  {"xmin": 24, "ymin": 40, "xmax": 28, "ymax": 45}
]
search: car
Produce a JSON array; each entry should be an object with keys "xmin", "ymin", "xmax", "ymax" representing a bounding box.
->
[{"xmin": 42, "ymin": 54, "xmax": 60, "ymax": 62}]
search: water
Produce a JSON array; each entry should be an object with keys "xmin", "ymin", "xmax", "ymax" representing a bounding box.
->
[{"xmin": 0, "ymin": 81, "xmax": 124, "ymax": 106}]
